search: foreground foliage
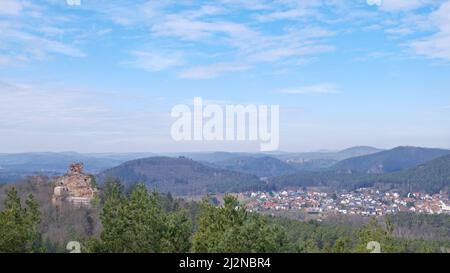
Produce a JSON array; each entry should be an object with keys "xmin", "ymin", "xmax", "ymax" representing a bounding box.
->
[
  {"xmin": 1, "ymin": 178, "xmax": 449, "ymax": 253},
  {"xmin": 0, "ymin": 188, "xmax": 40, "ymax": 252}
]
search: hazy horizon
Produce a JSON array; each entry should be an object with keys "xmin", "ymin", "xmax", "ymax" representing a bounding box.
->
[{"xmin": 2, "ymin": 144, "xmax": 450, "ymax": 155}]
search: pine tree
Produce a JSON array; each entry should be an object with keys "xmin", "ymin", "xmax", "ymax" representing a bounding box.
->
[
  {"xmin": 355, "ymin": 218, "xmax": 403, "ymax": 253},
  {"xmin": 192, "ymin": 194, "xmax": 286, "ymax": 253},
  {"xmin": 0, "ymin": 188, "xmax": 41, "ymax": 253},
  {"xmin": 162, "ymin": 210, "xmax": 192, "ymax": 252},
  {"xmin": 90, "ymin": 181, "xmax": 192, "ymax": 253},
  {"xmin": 122, "ymin": 185, "xmax": 165, "ymax": 252},
  {"xmin": 94, "ymin": 180, "xmax": 126, "ymax": 252},
  {"xmin": 332, "ymin": 237, "xmax": 352, "ymax": 253}
]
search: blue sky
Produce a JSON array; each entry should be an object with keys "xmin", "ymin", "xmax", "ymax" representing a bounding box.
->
[{"xmin": 1, "ymin": 0, "xmax": 450, "ymax": 153}]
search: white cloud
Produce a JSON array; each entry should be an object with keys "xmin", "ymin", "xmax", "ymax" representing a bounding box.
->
[
  {"xmin": 370, "ymin": 0, "xmax": 433, "ymax": 12},
  {"xmin": 151, "ymin": 15, "xmax": 255, "ymax": 42},
  {"xmin": 410, "ymin": 1, "xmax": 450, "ymax": 60},
  {"xmin": 0, "ymin": 0, "xmax": 24, "ymax": 15},
  {"xmin": 178, "ymin": 63, "xmax": 250, "ymax": 79},
  {"xmin": 0, "ymin": 1, "xmax": 86, "ymax": 66},
  {"xmin": 0, "ymin": 27, "xmax": 85, "ymax": 60},
  {"xmin": 256, "ymin": 8, "xmax": 312, "ymax": 22},
  {"xmin": 16, "ymin": 1, "xmax": 334, "ymax": 77},
  {"xmin": 277, "ymin": 83, "xmax": 340, "ymax": 94},
  {"xmin": 126, "ymin": 51, "xmax": 184, "ymax": 72},
  {"xmin": 412, "ymin": 35, "xmax": 450, "ymax": 60},
  {"xmin": 144, "ymin": 4, "xmax": 334, "ymax": 76}
]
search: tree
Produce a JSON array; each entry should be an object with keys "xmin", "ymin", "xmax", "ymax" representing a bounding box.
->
[
  {"xmin": 162, "ymin": 210, "xmax": 192, "ymax": 252},
  {"xmin": 332, "ymin": 237, "xmax": 352, "ymax": 253},
  {"xmin": 355, "ymin": 218, "xmax": 403, "ymax": 253},
  {"xmin": 216, "ymin": 214, "xmax": 286, "ymax": 253},
  {"xmin": 89, "ymin": 175, "xmax": 98, "ymax": 189},
  {"xmin": 89, "ymin": 180, "xmax": 126, "ymax": 252},
  {"xmin": 121, "ymin": 184, "xmax": 165, "ymax": 252},
  {"xmin": 88, "ymin": 181, "xmax": 192, "ymax": 253},
  {"xmin": 0, "ymin": 188, "xmax": 41, "ymax": 253},
  {"xmin": 295, "ymin": 238, "xmax": 320, "ymax": 253},
  {"xmin": 192, "ymin": 194, "xmax": 286, "ymax": 253}
]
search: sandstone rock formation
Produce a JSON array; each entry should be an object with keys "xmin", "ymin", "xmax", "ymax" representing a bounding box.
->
[{"xmin": 52, "ymin": 163, "xmax": 96, "ymax": 207}]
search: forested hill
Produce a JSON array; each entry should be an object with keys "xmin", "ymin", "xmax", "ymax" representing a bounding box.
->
[
  {"xmin": 212, "ymin": 156, "xmax": 298, "ymax": 177},
  {"xmin": 96, "ymin": 156, "xmax": 264, "ymax": 195},
  {"xmin": 332, "ymin": 146, "xmax": 450, "ymax": 174},
  {"xmin": 270, "ymin": 153, "xmax": 450, "ymax": 193},
  {"xmin": 376, "ymin": 154, "xmax": 450, "ymax": 193}
]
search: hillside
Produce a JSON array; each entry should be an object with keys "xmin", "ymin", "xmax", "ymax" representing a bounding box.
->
[
  {"xmin": 269, "ymin": 170, "xmax": 371, "ymax": 191},
  {"xmin": 166, "ymin": 152, "xmax": 248, "ymax": 163},
  {"xmin": 276, "ymin": 146, "xmax": 382, "ymax": 170},
  {"xmin": 336, "ymin": 146, "xmax": 384, "ymax": 160},
  {"xmin": 375, "ymin": 154, "xmax": 450, "ymax": 193},
  {"xmin": 213, "ymin": 156, "xmax": 298, "ymax": 178},
  {"xmin": 284, "ymin": 158, "xmax": 339, "ymax": 171},
  {"xmin": 96, "ymin": 156, "xmax": 263, "ymax": 195},
  {"xmin": 271, "ymin": 153, "xmax": 450, "ymax": 193},
  {"xmin": 332, "ymin": 146, "xmax": 450, "ymax": 174},
  {"xmin": 277, "ymin": 146, "xmax": 382, "ymax": 161}
]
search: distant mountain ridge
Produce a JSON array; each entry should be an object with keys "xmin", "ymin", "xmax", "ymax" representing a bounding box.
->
[
  {"xmin": 270, "ymin": 147, "xmax": 450, "ymax": 193},
  {"xmin": 276, "ymin": 146, "xmax": 382, "ymax": 162},
  {"xmin": 0, "ymin": 152, "xmax": 156, "ymax": 183},
  {"xmin": 0, "ymin": 152, "xmax": 123, "ymax": 175},
  {"xmin": 275, "ymin": 146, "xmax": 383, "ymax": 171},
  {"xmin": 333, "ymin": 146, "xmax": 450, "ymax": 174},
  {"xmin": 167, "ymin": 151, "xmax": 286, "ymax": 163},
  {"xmin": 374, "ymin": 154, "xmax": 450, "ymax": 193},
  {"xmin": 2, "ymin": 146, "xmax": 450, "ymax": 194},
  {"xmin": 96, "ymin": 156, "xmax": 263, "ymax": 195},
  {"xmin": 212, "ymin": 156, "xmax": 298, "ymax": 178}
]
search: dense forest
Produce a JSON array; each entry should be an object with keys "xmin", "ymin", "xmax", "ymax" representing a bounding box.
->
[
  {"xmin": 0, "ymin": 177, "xmax": 449, "ymax": 253},
  {"xmin": 96, "ymin": 157, "xmax": 264, "ymax": 195}
]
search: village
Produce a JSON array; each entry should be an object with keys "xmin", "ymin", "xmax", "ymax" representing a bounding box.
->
[{"xmin": 242, "ymin": 188, "xmax": 450, "ymax": 217}]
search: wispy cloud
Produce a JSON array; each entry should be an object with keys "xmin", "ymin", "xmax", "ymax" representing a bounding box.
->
[
  {"xmin": 277, "ymin": 83, "xmax": 341, "ymax": 95},
  {"xmin": 3, "ymin": 0, "xmax": 450, "ymax": 75},
  {"xmin": 365, "ymin": 0, "xmax": 450, "ymax": 62},
  {"xmin": 255, "ymin": 8, "xmax": 314, "ymax": 22},
  {"xmin": 373, "ymin": 0, "xmax": 433, "ymax": 12},
  {"xmin": 0, "ymin": 0, "xmax": 24, "ymax": 16},
  {"xmin": 409, "ymin": 2, "xmax": 450, "ymax": 61},
  {"xmin": 178, "ymin": 63, "xmax": 250, "ymax": 79},
  {"xmin": 126, "ymin": 51, "xmax": 184, "ymax": 72},
  {"xmin": 0, "ymin": 0, "xmax": 86, "ymax": 66},
  {"xmin": 108, "ymin": 1, "xmax": 334, "ymax": 77}
]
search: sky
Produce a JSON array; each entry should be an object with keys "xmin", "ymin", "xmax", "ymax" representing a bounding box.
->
[{"xmin": 0, "ymin": 0, "xmax": 450, "ymax": 153}]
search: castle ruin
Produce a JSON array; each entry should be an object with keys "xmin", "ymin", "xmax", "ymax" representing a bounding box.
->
[{"xmin": 52, "ymin": 163, "xmax": 96, "ymax": 207}]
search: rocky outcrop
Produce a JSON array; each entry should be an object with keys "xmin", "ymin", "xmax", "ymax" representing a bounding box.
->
[{"xmin": 52, "ymin": 163, "xmax": 96, "ymax": 207}]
